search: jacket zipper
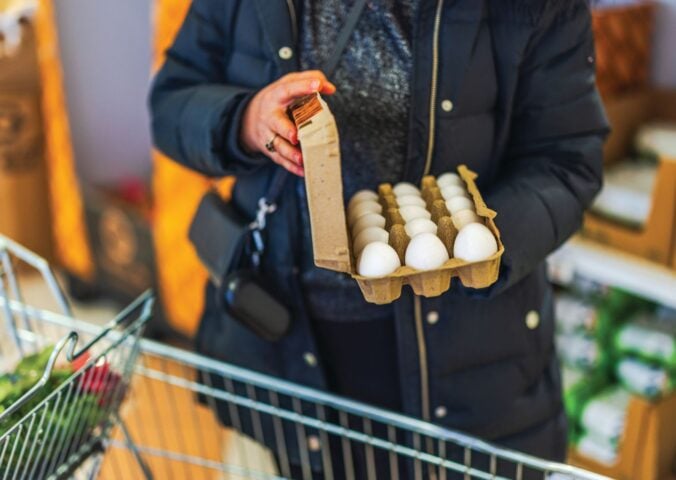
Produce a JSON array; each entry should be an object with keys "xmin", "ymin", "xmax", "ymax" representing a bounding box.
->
[
  {"xmin": 415, "ymin": 0, "xmax": 445, "ymax": 425},
  {"xmin": 423, "ymin": 0, "xmax": 445, "ymax": 177},
  {"xmin": 413, "ymin": 296, "xmax": 430, "ymax": 421}
]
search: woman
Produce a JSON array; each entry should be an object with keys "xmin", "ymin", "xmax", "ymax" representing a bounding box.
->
[{"xmin": 150, "ymin": 0, "xmax": 608, "ymax": 477}]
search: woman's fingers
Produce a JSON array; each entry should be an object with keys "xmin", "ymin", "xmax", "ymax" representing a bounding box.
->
[
  {"xmin": 275, "ymin": 78, "xmax": 321, "ymax": 104},
  {"xmin": 269, "ymin": 151, "xmax": 304, "ymax": 177},
  {"xmin": 268, "ymin": 111, "xmax": 299, "ymax": 144},
  {"xmin": 272, "ymin": 135, "xmax": 303, "ymax": 166},
  {"xmin": 284, "ymin": 70, "xmax": 328, "ymax": 83},
  {"xmin": 289, "ymin": 70, "xmax": 337, "ymax": 94},
  {"xmin": 275, "ymin": 77, "xmax": 336, "ymax": 105},
  {"xmin": 239, "ymin": 70, "xmax": 336, "ymax": 158},
  {"xmin": 320, "ymin": 81, "xmax": 337, "ymax": 95}
]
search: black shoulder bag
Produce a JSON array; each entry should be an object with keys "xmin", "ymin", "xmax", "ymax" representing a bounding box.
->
[{"xmin": 189, "ymin": 0, "xmax": 368, "ymax": 341}]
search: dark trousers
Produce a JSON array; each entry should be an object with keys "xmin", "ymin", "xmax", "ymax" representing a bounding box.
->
[{"xmin": 284, "ymin": 314, "xmax": 405, "ymax": 479}]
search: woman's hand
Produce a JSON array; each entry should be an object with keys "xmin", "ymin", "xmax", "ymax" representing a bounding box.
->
[{"xmin": 240, "ymin": 71, "xmax": 336, "ymax": 176}]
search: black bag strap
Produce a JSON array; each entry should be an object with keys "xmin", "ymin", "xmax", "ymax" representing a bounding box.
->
[
  {"xmin": 252, "ymin": 0, "xmax": 367, "ymax": 258},
  {"xmin": 322, "ymin": 0, "xmax": 368, "ymax": 78}
]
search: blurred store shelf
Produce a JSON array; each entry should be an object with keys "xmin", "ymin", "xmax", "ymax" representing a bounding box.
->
[{"xmin": 549, "ymin": 237, "xmax": 676, "ymax": 309}]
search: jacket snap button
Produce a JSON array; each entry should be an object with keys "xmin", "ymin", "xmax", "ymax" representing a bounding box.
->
[
  {"xmin": 441, "ymin": 99, "xmax": 453, "ymax": 112},
  {"xmin": 308, "ymin": 435, "xmax": 321, "ymax": 452},
  {"xmin": 434, "ymin": 406, "xmax": 447, "ymax": 419},
  {"xmin": 525, "ymin": 310, "xmax": 540, "ymax": 330},
  {"xmin": 426, "ymin": 311, "xmax": 439, "ymax": 325},
  {"xmin": 278, "ymin": 46, "xmax": 293, "ymax": 60},
  {"xmin": 303, "ymin": 352, "xmax": 317, "ymax": 367}
]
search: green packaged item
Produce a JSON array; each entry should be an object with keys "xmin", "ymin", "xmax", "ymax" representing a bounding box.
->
[
  {"xmin": 562, "ymin": 371, "xmax": 608, "ymax": 430},
  {"xmin": 562, "ymin": 365, "xmax": 586, "ymax": 393},
  {"xmin": 561, "ymin": 365, "xmax": 597, "ymax": 444},
  {"xmin": 615, "ymin": 321, "xmax": 676, "ymax": 368},
  {"xmin": 616, "ymin": 357, "xmax": 674, "ymax": 399},
  {"xmin": 604, "ymin": 288, "xmax": 654, "ymax": 314}
]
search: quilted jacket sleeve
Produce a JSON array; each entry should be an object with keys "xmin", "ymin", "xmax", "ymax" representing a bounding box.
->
[
  {"xmin": 479, "ymin": 0, "xmax": 609, "ymax": 296},
  {"xmin": 148, "ymin": 0, "xmax": 268, "ymax": 177}
]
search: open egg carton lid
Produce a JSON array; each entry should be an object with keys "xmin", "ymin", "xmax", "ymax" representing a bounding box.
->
[{"xmin": 291, "ymin": 93, "xmax": 504, "ymax": 304}]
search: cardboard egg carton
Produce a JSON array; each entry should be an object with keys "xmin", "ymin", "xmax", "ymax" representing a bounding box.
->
[{"xmin": 291, "ymin": 93, "xmax": 504, "ymax": 304}]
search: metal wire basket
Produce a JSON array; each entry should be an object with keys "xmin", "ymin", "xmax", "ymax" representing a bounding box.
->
[{"xmin": 0, "ymin": 235, "xmax": 152, "ymax": 479}]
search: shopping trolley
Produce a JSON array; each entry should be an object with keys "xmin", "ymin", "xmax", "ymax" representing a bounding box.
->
[
  {"xmin": 0, "ymin": 235, "xmax": 152, "ymax": 479},
  {"xmin": 1, "ymin": 237, "xmax": 610, "ymax": 480}
]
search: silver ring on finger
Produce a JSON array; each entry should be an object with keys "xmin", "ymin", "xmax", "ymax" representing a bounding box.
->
[{"xmin": 265, "ymin": 133, "xmax": 278, "ymax": 153}]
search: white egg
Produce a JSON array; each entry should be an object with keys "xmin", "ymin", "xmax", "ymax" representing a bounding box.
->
[
  {"xmin": 445, "ymin": 196, "xmax": 475, "ymax": 215},
  {"xmin": 399, "ymin": 205, "xmax": 432, "ymax": 222},
  {"xmin": 396, "ymin": 195, "xmax": 427, "ymax": 208},
  {"xmin": 404, "ymin": 218, "xmax": 438, "ymax": 238},
  {"xmin": 393, "ymin": 182, "xmax": 422, "ymax": 197},
  {"xmin": 453, "ymin": 223, "xmax": 498, "ymax": 262},
  {"xmin": 353, "ymin": 227, "xmax": 389, "ymax": 256},
  {"xmin": 348, "ymin": 189, "xmax": 379, "ymax": 211},
  {"xmin": 437, "ymin": 172, "xmax": 463, "ymax": 189},
  {"xmin": 452, "ymin": 209, "xmax": 480, "ymax": 230},
  {"xmin": 440, "ymin": 185, "xmax": 469, "ymax": 201},
  {"xmin": 352, "ymin": 213, "xmax": 387, "ymax": 237},
  {"xmin": 405, "ymin": 233, "xmax": 450, "ymax": 271},
  {"xmin": 348, "ymin": 200, "xmax": 383, "ymax": 227},
  {"xmin": 358, "ymin": 241, "xmax": 401, "ymax": 278}
]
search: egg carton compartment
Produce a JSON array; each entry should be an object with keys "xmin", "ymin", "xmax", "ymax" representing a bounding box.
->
[
  {"xmin": 355, "ymin": 276, "xmax": 405, "ymax": 304},
  {"xmin": 350, "ymin": 165, "xmax": 504, "ymax": 304},
  {"xmin": 406, "ymin": 269, "xmax": 454, "ymax": 298}
]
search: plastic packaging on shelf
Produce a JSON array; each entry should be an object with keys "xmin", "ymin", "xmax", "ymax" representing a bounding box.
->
[
  {"xmin": 562, "ymin": 371, "xmax": 608, "ymax": 433},
  {"xmin": 556, "ymin": 333, "xmax": 602, "ymax": 370},
  {"xmin": 575, "ymin": 386, "xmax": 632, "ymax": 466},
  {"xmin": 555, "ymin": 294, "xmax": 598, "ymax": 333},
  {"xmin": 577, "ymin": 433, "xmax": 620, "ymax": 467},
  {"xmin": 616, "ymin": 357, "xmax": 674, "ymax": 399},
  {"xmin": 590, "ymin": 159, "xmax": 657, "ymax": 228},
  {"xmin": 580, "ymin": 387, "xmax": 631, "ymax": 443},
  {"xmin": 614, "ymin": 320, "xmax": 676, "ymax": 368}
]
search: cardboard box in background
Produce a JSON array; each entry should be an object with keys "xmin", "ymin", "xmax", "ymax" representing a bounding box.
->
[
  {"xmin": 582, "ymin": 90, "xmax": 676, "ymax": 266},
  {"xmin": 0, "ymin": 23, "xmax": 53, "ymax": 260},
  {"xmin": 569, "ymin": 393, "xmax": 676, "ymax": 480},
  {"xmin": 592, "ymin": 1, "xmax": 655, "ymax": 99}
]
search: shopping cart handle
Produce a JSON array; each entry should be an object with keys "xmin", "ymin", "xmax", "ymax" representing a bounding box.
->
[
  {"xmin": 0, "ymin": 290, "xmax": 154, "ymax": 422},
  {"xmin": 69, "ymin": 290, "xmax": 154, "ymax": 360}
]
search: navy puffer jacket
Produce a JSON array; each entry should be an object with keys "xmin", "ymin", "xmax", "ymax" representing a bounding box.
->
[{"xmin": 150, "ymin": 0, "xmax": 608, "ymax": 468}]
